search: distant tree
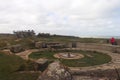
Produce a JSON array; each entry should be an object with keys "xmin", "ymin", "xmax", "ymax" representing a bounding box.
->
[
  {"xmin": 13, "ymin": 30, "xmax": 35, "ymax": 38},
  {"xmin": 37, "ymin": 33, "xmax": 50, "ymax": 38}
]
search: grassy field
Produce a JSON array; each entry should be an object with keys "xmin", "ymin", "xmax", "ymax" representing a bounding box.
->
[
  {"xmin": 0, "ymin": 34, "xmax": 118, "ymax": 80},
  {"xmin": 29, "ymin": 50, "xmax": 112, "ymax": 67},
  {"xmin": 0, "ymin": 35, "xmax": 109, "ymax": 50},
  {"xmin": 0, "ymin": 52, "xmax": 39, "ymax": 80},
  {"xmin": 35, "ymin": 36, "xmax": 108, "ymax": 43}
]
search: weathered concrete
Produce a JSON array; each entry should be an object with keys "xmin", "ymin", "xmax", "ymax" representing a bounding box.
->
[
  {"xmin": 10, "ymin": 44, "xmax": 24, "ymax": 53},
  {"xmin": 37, "ymin": 61, "xmax": 73, "ymax": 80},
  {"xmin": 77, "ymin": 43, "xmax": 120, "ymax": 53},
  {"xmin": 2, "ymin": 49, "xmax": 12, "ymax": 55},
  {"xmin": 14, "ymin": 43, "xmax": 120, "ymax": 80},
  {"xmin": 35, "ymin": 42, "xmax": 65, "ymax": 49}
]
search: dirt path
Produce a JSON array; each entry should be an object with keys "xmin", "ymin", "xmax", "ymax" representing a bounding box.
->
[{"xmin": 15, "ymin": 49, "xmax": 39, "ymax": 60}]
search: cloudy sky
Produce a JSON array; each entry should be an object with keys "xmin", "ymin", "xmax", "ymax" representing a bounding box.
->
[{"xmin": 0, "ymin": 0, "xmax": 120, "ymax": 37}]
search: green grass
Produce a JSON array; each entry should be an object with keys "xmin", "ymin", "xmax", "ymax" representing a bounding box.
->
[
  {"xmin": 35, "ymin": 36, "xmax": 108, "ymax": 43},
  {"xmin": 0, "ymin": 35, "xmax": 109, "ymax": 50},
  {"xmin": 0, "ymin": 52, "xmax": 39, "ymax": 80},
  {"xmin": 29, "ymin": 51, "xmax": 56, "ymax": 60},
  {"xmin": 29, "ymin": 50, "xmax": 112, "ymax": 67}
]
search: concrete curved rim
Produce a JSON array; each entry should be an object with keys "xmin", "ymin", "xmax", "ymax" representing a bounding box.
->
[{"xmin": 54, "ymin": 53, "xmax": 84, "ymax": 59}]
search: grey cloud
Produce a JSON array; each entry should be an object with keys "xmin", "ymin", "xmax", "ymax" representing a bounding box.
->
[{"xmin": 0, "ymin": 0, "xmax": 120, "ymax": 36}]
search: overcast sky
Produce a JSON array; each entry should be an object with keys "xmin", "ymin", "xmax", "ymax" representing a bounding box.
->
[{"xmin": 0, "ymin": 0, "xmax": 120, "ymax": 37}]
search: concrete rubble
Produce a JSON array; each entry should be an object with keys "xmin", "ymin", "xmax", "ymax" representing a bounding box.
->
[{"xmin": 37, "ymin": 61, "xmax": 73, "ymax": 80}]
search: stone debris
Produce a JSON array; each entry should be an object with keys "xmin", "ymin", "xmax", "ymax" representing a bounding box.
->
[
  {"xmin": 35, "ymin": 58, "xmax": 48, "ymax": 65},
  {"xmin": 73, "ymin": 76, "xmax": 111, "ymax": 80},
  {"xmin": 10, "ymin": 44, "xmax": 24, "ymax": 53},
  {"xmin": 37, "ymin": 61, "xmax": 73, "ymax": 80}
]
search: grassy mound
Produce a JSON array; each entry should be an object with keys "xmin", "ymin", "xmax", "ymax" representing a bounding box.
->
[
  {"xmin": 0, "ymin": 52, "xmax": 39, "ymax": 80},
  {"xmin": 29, "ymin": 50, "xmax": 112, "ymax": 67}
]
